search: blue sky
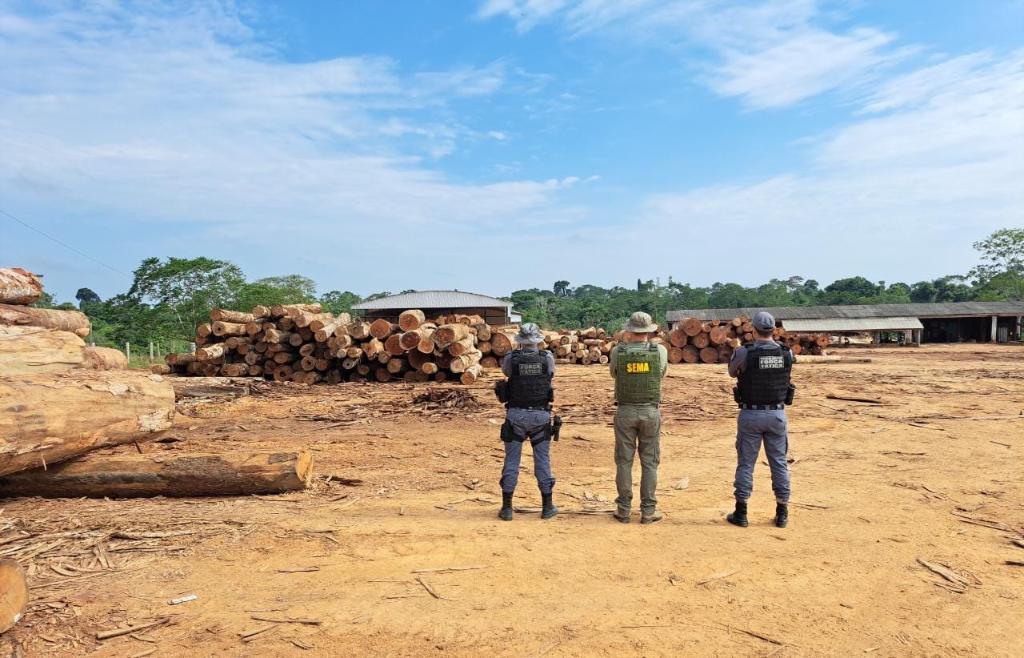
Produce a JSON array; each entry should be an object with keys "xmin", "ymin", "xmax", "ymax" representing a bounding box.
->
[{"xmin": 1, "ymin": 0, "xmax": 1022, "ymax": 302}]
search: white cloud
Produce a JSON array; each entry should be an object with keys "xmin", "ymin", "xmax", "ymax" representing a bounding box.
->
[
  {"xmin": 480, "ymin": 0, "xmax": 906, "ymax": 108},
  {"xmin": 0, "ymin": 2, "xmax": 587, "ymax": 296},
  {"xmin": 637, "ymin": 49, "xmax": 1024, "ymax": 282}
]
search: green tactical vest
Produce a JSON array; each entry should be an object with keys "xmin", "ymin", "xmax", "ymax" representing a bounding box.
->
[{"xmin": 614, "ymin": 343, "xmax": 662, "ymax": 405}]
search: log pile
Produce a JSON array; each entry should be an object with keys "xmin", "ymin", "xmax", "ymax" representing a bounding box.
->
[
  {"xmin": 668, "ymin": 316, "xmax": 829, "ymax": 364},
  {"xmin": 162, "ymin": 306, "xmax": 496, "ymax": 385},
  {"xmin": 539, "ymin": 327, "xmax": 616, "ymax": 365}
]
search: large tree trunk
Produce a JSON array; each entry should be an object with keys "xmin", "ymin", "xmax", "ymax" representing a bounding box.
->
[
  {"xmin": 83, "ymin": 346, "xmax": 128, "ymax": 370},
  {"xmin": 0, "ymin": 327, "xmax": 86, "ymax": 373},
  {"xmin": 0, "ymin": 304, "xmax": 91, "ymax": 337},
  {"xmin": 0, "ymin": 371, "xmax": 175, "ymax": 476},
  {"xmin": 0, "ymin": 451, "xmax": 313, "ymax": 498},
  {"xmin": 398, "ymin": 309, "xmax": 425, "ymax": 331},
  {"xmin": 0, "ymin": 268, "xmax": 44, "ymax": 305}
]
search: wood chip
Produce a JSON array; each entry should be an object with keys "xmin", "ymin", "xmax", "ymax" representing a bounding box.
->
[
  {"xmin": 277, "ymin": 566, "xmax": 320, "ymax": 573},
  {"xmin": 239, "ymin": 623, "xmax": 279, "ymax": 641},
  {"xmin": 249, "ymin": 615, "xmax": 321, "ymax": 625},
  {"xmin": 416, "ymin": 576, "xmax": 442, "ymax": 600},
  {"xmin": 696, "ymin": 569, "xmax": 738, "ymax": 587},
  {"xmin": 917, "ymin": 558, "xmax": 974, "ymax": 591},
  {"xmin": 412, "ymin": 566, "xmax": 487, "ymax": 574},
  {"xmin": 96, "ymin": 617, "xmax": 169, "ymax": 641}
]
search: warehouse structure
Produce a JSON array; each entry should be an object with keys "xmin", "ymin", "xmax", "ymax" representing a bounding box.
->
[
  {"xmin": 667, "ymin": 302, "xmax": 1024, "ymax": 344},
  {"xmin": 352, "ymin": 290, "xmax": 521, "ymax": 326}
]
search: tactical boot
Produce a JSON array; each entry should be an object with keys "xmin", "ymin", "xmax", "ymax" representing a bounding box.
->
[
  {"xmin": 726, "ymin": 500, "xmax": 749, "ymax": 528},
  {"xmin": 774, "ymin": 503, "xmax": 789, "ymax": 528},
  {"xmin": 613, "ymin": 508, "xmax": 630, "ymax": 524},
  {"xmin": 541, "ymin": 493, "xmax": 558, "ymax": 519},
  {"xmin": 640, "ymin": 510, "xmax": 664, "ymax": 525},
  {"xmin": 498, "ymin": 492, "xmax": 514, "ymax": 521}
]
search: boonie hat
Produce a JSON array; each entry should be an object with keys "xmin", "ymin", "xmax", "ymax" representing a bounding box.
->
[
  {"xmin": 515, "ymin": 322, "xmax": 544, "ymax": 345},
  {"xmin": 623, "ymin": 311, "xmax": 658, "ymax": 333}
]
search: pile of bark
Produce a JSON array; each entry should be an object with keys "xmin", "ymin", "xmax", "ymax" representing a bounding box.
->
[
  {"xmin": 669, "ymin": 315, "xmax": 829, "ymax": 364},
  {"xmin": 159, "ymin": 306, "xmax": 504, "ymax": 385}
]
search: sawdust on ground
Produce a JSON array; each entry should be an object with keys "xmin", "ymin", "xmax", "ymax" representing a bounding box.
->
[{"xmin": 2, "ymin": 344, "xmax": 1023, "ymax": 657}]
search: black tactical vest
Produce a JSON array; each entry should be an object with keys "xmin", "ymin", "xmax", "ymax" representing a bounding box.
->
[
  {"xmin": 506, "ymin": 350, "xmax": 553, "ymax": 408},
  {"xmin": 738, "ymin": 343, "xmax": 792, "ymax": 405}
]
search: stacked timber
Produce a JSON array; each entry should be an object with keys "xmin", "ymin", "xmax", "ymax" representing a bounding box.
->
[
  {"xmin": 164, "ymin": 306, "xmax": 492, "ymax": 385},
  {"xmin": 668, "ymin": 315, "xmax": 829, "ymax": 364},
  {"xmin": 540, "ymin": 327, "xmax": 617, "ymax": 365},
  {"xmin": 0, "ymin": 267, "xmax": 177, "ymax": 480}
]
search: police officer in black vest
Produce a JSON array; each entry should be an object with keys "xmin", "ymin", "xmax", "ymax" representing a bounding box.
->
[
  {"xmin": 495, "ymin": 323, "xmax": 557, "ymax": 521},
  {"xmin": 727, "ymin": 311, "xmax": 795, "ymax": 528}
]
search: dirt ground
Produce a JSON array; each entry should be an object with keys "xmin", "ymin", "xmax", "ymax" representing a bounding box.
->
[{"xmin": 2, "ymin": 344, "xmax": 1022, "ymax": 657}]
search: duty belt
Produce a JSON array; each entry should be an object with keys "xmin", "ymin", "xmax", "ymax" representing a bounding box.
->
[
  {"xmin": 739, "ymin": 403, "xmax": 785, "ymax": 410},
  {"xmin": 509, "ymin": 406, "xmax": 550, "ymax": 411}
]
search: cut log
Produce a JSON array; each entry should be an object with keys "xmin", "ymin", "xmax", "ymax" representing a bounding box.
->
[
  {"xmin": 434, "ymin": 323, "xmax": 471, "ymax": 347},
  {"xmin": 270, "ymin": 303, "xmax": 322, "ymax": 317},
  {"xmin": 669, "ymin": 329, "xmax": 689, "ymax": 348},
  {"xmin": 472, "ymin": 323, "xmax": 492, "ymax": 341},
  {"xmin": 668, "ymin": 346, "xmax": 684, "ymax": 364},
  {"xmin": 0, "ymin": 268, "xmax": 44, "ymax": 305},
  {"xmin": 0, "ymin": 303, "xmax": 91, "ymax": 337},
  {"xmin": 681, "ymin": 318, "xmax": 703, "ymax": 337},
  {"xmin": 167, "ymin": 377, "xmax": 251, "ymax": 399},
  {"xmin": 212, "ymin": 321, "xmax": 248, "ymax": 337},
  {"xmin": 692, "ymin": 332, "xmax": 710, "ymax": 349},
  {"xmin": 292, "ymin": 311, "xmax": 333, "ymax": 329},
  {"xmin": 682, "ymin": 345, "xmax": 700, "ymax": 364},
  {"xmin": 699, "ymin": 347, "xmax": 719, "ymax": 364},
  {"xmin": 449, "ymin": 350, "xmax": 482, "ymax": 373},
  {"xmin": 384, "ymin": 334, "xmax": 405, "ymax": 356},
  {"xmin": 0, "ymin": 326, "xmax": 86, "ymax": 373},
  {"xmin": 251, "ymin": 305, "xmax": 270, "ymax": 318},
  {"xmin": 83, "ymin": 346, "xmax": 128, "ymax": 370},
  {"xmin": 709, "ymin": 326, "xmax": 730, "ymax": 345},
  {"xmin": 459, "ymin": 364, "xmax": 484, "ymax": 385},
  {"xmin": 0, "ymin": 451, "xmax": 313, "ymax": 498},
  {"xmin": 0, "ymin": 559, "xmax": 28, "ymax": 633},
  {"xmin": 0, "ymin": 371, "xmax": 175, "ymax": 476},
  {"xmin": 398, "ymin": 309, "xmax": 426, "ymax": 332},
  {"xmin": 447, "ymin": 336, "xmax": 476, "ymax": 357},
  {"xmin": 196, "ymin": 343, "xmax": 226, "ymax": 361},
  {"xmin": 210, "ymin": 309, "xmax": 257, "ymax": 323},
  {"xmin": 369, "ymin": 318, "xmax": 395, "ymax": 340},
  {"xmin": 347, "ymin": 321, "xmax": 371, "ymax": 340},
  {"xmin": 490, "ymin": 331, "xmax": 517, "ymax": 357}
]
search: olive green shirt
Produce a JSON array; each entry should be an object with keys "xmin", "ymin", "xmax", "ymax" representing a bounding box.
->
[{"xmin": 609, "ymin": 342, "xmax": 669, "ymax": 379}]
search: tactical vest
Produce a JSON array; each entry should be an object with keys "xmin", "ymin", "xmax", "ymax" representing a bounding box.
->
[
  {"xmin": 738, "ymin": 343, "xmax": 792, "ymax": 405},
  {"xmin": 506, "ymin": 350, "xmax": 554, "ymax": 409},
  {"xmin": 614, "ymin": 343, "xmax": 662, "ymax": 405}
]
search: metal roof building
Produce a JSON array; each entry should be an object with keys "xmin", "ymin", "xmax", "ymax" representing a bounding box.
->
[
  {"xmin": 352, "ymin": 291, "xmax": 520, "ymax": 325},
  {"xmin": 667, "ymin": 302, "xmax": 1024, "ymax": 344}
]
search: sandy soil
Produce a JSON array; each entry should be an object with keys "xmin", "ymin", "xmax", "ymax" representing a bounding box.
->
[{"xmin": 2, "ymin": 344, "xmax": 1022, "ymax": 657}]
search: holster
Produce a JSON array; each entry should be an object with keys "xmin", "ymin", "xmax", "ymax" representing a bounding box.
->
[
  {"xmin": 494, "ymin": 380, "xmax": 509, "ymax": 404},
  {"xmin": 500, "ymin": 419, "xmax": 519, "ymax": 443},
  {"xmin": 733, "ymin": 386, "xmax": 742, "ymax": 404},
  {"xmin": 785, "ymin": 383, "xmax": 796, "ymax": 406}
]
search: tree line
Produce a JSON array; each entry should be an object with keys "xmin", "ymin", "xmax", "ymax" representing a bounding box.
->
[{"xmin": 36, "ymin": 228, "xmax": 1023, "ymax": 345}]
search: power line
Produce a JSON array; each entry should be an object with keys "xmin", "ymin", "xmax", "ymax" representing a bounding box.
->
[{"xmin": 0, "ymin": 208, "xmax": 127, "ymax": 276}]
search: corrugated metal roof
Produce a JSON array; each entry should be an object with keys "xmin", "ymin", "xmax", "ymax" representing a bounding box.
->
[
  {"xmin": 782, "ymin": 317, "xmax": 923, "ymax": 332},
  {"xmin": 667, "ymin": 301, "xmax": 1024, "ymax": 322},
  {"xmin": 352, "ymin": 290, "xmax": 512, "ymax": 311}
]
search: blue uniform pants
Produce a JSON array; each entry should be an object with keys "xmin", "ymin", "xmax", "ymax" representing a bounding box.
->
[
  {"xmin": 499, "ymin": 409, "xmax": 555, "ymax": 494},
  {"xmin": 734, "ymin": 409, "xmax": 790, "ymax": 503}
]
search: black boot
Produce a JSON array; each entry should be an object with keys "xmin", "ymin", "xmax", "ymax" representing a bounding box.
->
[
  {"xmin": 774, "ymin": 503, "xmax": 789, "ymax": 528},
  {"xmin": 727, "ymin": 500, "xmax": 748, "ymax": 527},
  {"xmin": 498, "ymin": 492, "xmax": 513, "ymax": 521},
  {"xmin": 541, "ymin": 493, "xmax": 558, "ymax": 519}
]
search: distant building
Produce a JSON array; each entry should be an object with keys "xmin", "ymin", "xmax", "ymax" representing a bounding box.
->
[
  {"xmin": 352, "ymin": 290, "xmax": 521, "ymax": 325},
  {"xmin": 667, "ymin": 302, "xmax": 1024, "ymax": 344}
]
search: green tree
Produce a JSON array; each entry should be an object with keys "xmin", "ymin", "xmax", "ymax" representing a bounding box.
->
[
  {"xmin": 970, "ymin": 228, "xmax": 1024, "ymax": 301},
  {"xmin": 234, "ymin": 275, "xmax": 317, "ymax": 310},
  {"xmin": 127, "ymin": 257, "xmax": 245, "ymax": 340},
  {"xmin": 320, "ymin": 290, "xmax": 362, "ymax": 315},
  {"xmin": 553, "ymin": 280, "xmax": 571, "ymax": 297},
  {"xmin": 75, "ymin": 287, "xmax": 101, "ymax": 305}
]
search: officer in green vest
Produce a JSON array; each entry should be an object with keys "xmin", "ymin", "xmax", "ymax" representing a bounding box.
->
[{"xmin": 609, "ymin": 312, "xmax": 669, "ymax": 524}]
